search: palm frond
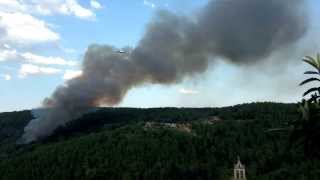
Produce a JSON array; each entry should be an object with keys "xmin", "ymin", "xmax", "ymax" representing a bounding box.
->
[
  {"xmin": 300, "ymin": 78, "xmax": 320, "ymax": 86},
  {"xmin": 303, "ymin": 87, "xmax": 320, "ymax": 97},
  {"xmin": 303, "ymin": 56, "xmax": 320, "ymax": 71},
  {"xmin": 304, "ymin": 71, "xmax": 320, "ymax": 75}
]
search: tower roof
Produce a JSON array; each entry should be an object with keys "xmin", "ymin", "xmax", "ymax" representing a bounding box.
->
[{"xmin": 234, "ymin": 156, "xmax": 245, "ymax": 169}]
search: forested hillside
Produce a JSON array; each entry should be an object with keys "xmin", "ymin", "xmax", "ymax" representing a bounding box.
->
[{"xmin": 0, "ymin": 103, "xmax": 318, "ymax": 180}]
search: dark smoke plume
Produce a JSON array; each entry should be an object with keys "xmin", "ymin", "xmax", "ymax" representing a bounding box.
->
[{"xmin": 22, "ymin": 0, "xmax": 308, "ymax": 143}]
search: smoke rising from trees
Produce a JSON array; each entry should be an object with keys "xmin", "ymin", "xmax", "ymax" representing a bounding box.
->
[{"xmin": 22, "ymin": 0, "xmax": 308, "ymax": 143}]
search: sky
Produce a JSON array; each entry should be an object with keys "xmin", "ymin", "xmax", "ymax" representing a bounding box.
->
[{"xmin": 0, "ymin": 0, "xmax": 319, "ymax": 112}]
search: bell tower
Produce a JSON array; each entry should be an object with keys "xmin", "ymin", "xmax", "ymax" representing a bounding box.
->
[{"xmin": 233, "ymin": 156, "xmax": 246, "ymax": 180}]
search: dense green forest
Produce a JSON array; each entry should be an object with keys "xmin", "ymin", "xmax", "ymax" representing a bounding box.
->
[{"xmin": 0, "ymin": 102, "xmax": 319, "ymax": 180}]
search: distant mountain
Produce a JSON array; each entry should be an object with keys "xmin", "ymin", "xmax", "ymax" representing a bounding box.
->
[{"xmin": 0, "ymin": 103, "xmax": 318, "ymax": 180}]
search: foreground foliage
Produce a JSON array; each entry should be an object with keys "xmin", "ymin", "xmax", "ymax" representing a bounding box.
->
[{"xmin": 291, "ymin": 54, "xmax": 320, "ymax": 158}]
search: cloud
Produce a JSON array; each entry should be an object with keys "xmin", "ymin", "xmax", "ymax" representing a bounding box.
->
[
  {"xmin": 0, "ymin": 12, "xmax": 59, "ymax": 44},
  {"xmin": 90, "ymin": 0, "xmax": 102, "ymax": 9},
  {"xmin": 21, "ymin": 52, "xmax": 77, "ymax": 66},
  {"xmin": 2, "ymin": 74, "xmax": 11, "ymax": 81},
  {"xmin": 61, "ymin": 47, "xmax": 77, "ymax": 54},
  {"xmin": 19, "ymin": 64, "xmax": 62, "ymax": 78},
  {"xmin": 0, "ymin": 0, "xmax": 26, "ymax": 12},
  {"xmin": 3, "ymin": 44, "xmax": 10, "ymax": 49},
  {"xmin": 143, "ymin": 0, "xmax": 156, "ymax": 8},
  {"xmin": 60, "ymin": 0, "xmax": 95, "ymax": 20},
  {"xmin": 0, "ymin": 49, "xmax": 18, "ymax": 61},
  {"xmin": 178, "ymin": 88, "xmax": 199, "ymax": 95},
  {"xmin": 0, "ymin": 0, "xmax": 87, "ymax": 81},
  {"xmin": 0, "ymin": 0, "xmax": 97, "ymax": 20},
  {"xmin": 0, "ymin": 47, "xmax": 76, "ymax": 66},
  {"xmin": 63, "ymin": 70, "xmax": 82, "ymax": 80}
]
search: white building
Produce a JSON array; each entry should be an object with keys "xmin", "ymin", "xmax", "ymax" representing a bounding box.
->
[{"xmin": 233, "ymin": 156, "xmax": 246, "ymax": 180}]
